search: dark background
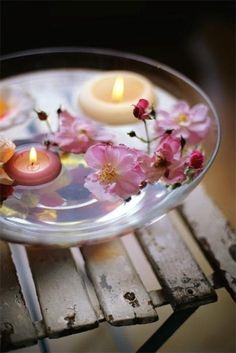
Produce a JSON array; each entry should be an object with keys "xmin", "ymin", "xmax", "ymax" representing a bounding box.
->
[
  {"xmin": 1, "ymin": 0, "xmax": 236, "ymax": 225},
  {"xmin": 1, "ymin": 1, "xmax": 235, "ymax": 81}
]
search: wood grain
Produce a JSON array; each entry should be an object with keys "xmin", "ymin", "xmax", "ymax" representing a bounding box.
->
[
  {"xmin": 136, "ymin": 216, "xmax": 217, "ymax": 310},
  {"xmin": 0, "ymin": 241, "xmax": 37, "ymax": 351},
  {"xmin": 27, "ymin": 247, "xmax": 98, "ymax": 338},
  {"xmin": 82, "ymin": 239, "xmax": 158, "ymax": 326},
  {"xmin": 180, "ymin": 185, "xmax": 236, "ymax": 301}
]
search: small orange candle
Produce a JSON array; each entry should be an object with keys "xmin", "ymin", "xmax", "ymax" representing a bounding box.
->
[{"xmin": 4, "ymin": 145, "xmax": 61, "ymax": 186}]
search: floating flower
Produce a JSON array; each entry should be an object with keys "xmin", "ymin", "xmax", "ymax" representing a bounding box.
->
[
  {"xmin": 0, "ymin": 137, "xmax": 15, "ymax": 185},
  {"xmin": 51, "ymin": 110, "xmax": 112, "ymax": 153},
  {"xmin": 161, "ymin": 158, "xmax": 187, "ymax": 184},
  {"xmin": 0, "ymin": 86, "xmax": 35, "ymax": 131},
  {"xmin": 155, "ymin": 101, "xmax": 210, "ymax": 144},
  {"xmin": 156, "ymin": 134, "xmax": 186, "ymax": 184},
  {"xmin": 138, "ymin": 153, "xmax": 163, "ymax": 184},
  {"xmin": 138, "ymin": 134, "xmax": 186, "ymax": 185},
  {"xmin": 84, "ymin": 143, "xmax": 145, "ymax": 202}
]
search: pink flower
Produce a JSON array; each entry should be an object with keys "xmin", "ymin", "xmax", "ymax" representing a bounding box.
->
[
  {"xmin": 188, "ymin": 150, "xmax": 204, "ymax": 169},
  {"xmin": 138, "ymin": 134, "xmax": 186, "ymax": 185},
  {"xmin": 133, "ymin": 99, "xmax": 151, "ymax": 120},
  {"xmin": 157, "ymin": 135, "xmax": 186, "ymax": 184},
  {"xmin": 155, "ymin": 101, "xmax": 210, "ymax": 144},
  {"xmin": 84, "ymin": 143, "xmax": 145, "ymax": 202},
  {"xmin": 161, "ymin": 158, "xmax": 186, "ymax": 184},
  {"xmin": 51, "ymin": 110, "xmax": 112, "ymax": 153},
  {"xmin": 138, "ymin": 153, "xmax": 163, "ymax": 184}
]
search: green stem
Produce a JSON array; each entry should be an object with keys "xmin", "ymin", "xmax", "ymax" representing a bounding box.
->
[
  {"xmin": 135, "ymin": 135, "xmax": 148, "ymax": 143},
  {"xmin": 150, "ymin": 133, "xmax": 165, "ymax": 143},
  {"xmin": 144, "ymin": 120, "xmax": 150, "ymax": 154},
  {"xmin": 45, "ymin": 120, "xmax": 53, "ymax": 134}
]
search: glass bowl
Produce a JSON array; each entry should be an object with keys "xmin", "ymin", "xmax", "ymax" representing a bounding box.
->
[{"xmin": 0, "ymin": 48, "xmax": 220, "ymax": 247}]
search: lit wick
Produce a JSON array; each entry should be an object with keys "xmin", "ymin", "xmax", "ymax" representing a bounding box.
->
[
  {"xmin": 28, "ymin": 147, "xmax": 39, "ymax": 170},
  {"xmin": 112, "ymin": 76, "xmax": 124, "ymax": 103}
]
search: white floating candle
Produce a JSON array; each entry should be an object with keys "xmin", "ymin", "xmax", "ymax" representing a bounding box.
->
[{"xmin": 78, "ymin": 71, "xmax": 156, "ymax": 125}]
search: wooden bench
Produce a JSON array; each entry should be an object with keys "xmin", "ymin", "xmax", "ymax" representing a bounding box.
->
[{"xmin": 0, "ymin": 184, "xmax": 235, "ymax": 352}]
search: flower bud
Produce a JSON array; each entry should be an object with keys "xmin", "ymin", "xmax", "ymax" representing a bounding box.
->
[
  {"xmin": 127, "ymin": 131, "xmax": 136, "ymax": 137},
  {"xmin": 189, "ymin": 150, "xmax": 204, "ymax": 169},
  {"xmin": 36, "ymin": 110, "xmax": 48, "ymax": 121}
]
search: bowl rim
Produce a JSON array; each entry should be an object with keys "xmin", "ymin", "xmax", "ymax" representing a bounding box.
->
[{"xmin": 0, "ymin": 47, "xmax": 221, "ymax": 246}]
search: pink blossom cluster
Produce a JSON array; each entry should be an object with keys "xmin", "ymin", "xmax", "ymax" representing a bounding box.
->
[
  {"xmin": 83, "ymin": 99, "xmax": 210, "ymax": 201},
  {"xmin": 0, "ymin": 99, "xmax": 210, "ymax": 204},
  {"xmin": 84, "ymin": 138, "xmax": 204, "ymax": 202},
  {"xmin": 50, "ymin": 110, "xmax": 112, "ymax": 153},
  {"xmin": 34, "ymin": 99, "xmax": 210, "ymax": 203}
]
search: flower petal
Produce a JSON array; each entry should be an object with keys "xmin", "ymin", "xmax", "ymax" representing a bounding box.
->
[
  {"xmin": 84, "ymin": 173, "xmax": 120, "ymax": 202},
  {"xmin": 190, "ymin": 104, "xmax": 208, "ymax": 122},
  {"xmin": 84, "ymin": 144, "xmax": 107, "ymax": 169},
  {"xmin": 171, "ymin": 101, "xmax": 190, "ymax": 116}
]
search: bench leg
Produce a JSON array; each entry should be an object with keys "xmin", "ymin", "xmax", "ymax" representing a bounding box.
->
[{"xmin": 136, "ymin": 307, "xmax": 197, "ymax": 353}]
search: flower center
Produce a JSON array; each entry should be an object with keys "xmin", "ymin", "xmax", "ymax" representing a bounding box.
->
[
  {"xmin": 177, "ymin": 113, "xmax": 188, "ymax": 124},
  {"xmin": 0, "ymin": 100, "xmax": 9, "ymax": 120},
  {"xmin": 77, "ymin": 128, "xmax": 88, "ymax": 136},
  {"xmin": 99, "ymin": 163, "xmax": 117, "ymax": 184},
  {"xmin": 153, "ymin": 155, "xmax": 169, "ymax": 169}
]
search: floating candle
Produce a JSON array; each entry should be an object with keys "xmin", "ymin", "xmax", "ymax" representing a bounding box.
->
[
  {"xmin": 4, "ymin": 145, "xmax": 62, "ymax": 186},
  {"xmin": 78, "ymin": 71, "xmax": 156, "ymax": 125}
]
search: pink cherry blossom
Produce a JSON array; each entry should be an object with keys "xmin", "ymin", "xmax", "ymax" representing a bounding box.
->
[
  {"xmin": 138, "ymin": 153, "xmax": 163, "ymax": 184},
  {"xmin": 133, "ymin": 99, "xmax": 151, "ymax": 120},
  {"xmin": 161, "ymin": 158, "xmax": 187, "ymax": 184},
  {"xmin": 157, "ymin": 135, "xmax": 186, "ymax": 184},
  {"xmin": 138, "ymin": 134, "xmax": 186, "ymax": 185},
  {"xmin": 84, "ymin": 143, "xmax": 145, "ymax": 202},
  {"xmin": 51, "ymin": 110, "xmax": 112, "ymax": 153},
  {"xmin": 155, "ymin": 101, "xmax": 211, "ymax": 144}
]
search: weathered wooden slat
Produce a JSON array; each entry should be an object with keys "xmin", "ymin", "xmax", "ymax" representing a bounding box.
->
[
  {"xmin": 70, "ymin": 248, "xmax": 104, "ymax": 322},
  {"xmin": 136, "ymin": 216, "xmax": 217, "ymax": 310},
  {"xmin": 180, "ymin": 185, "xmax": 236, "ymax": 301},
  {"xmin": 0, "ymin": 241, "xmax": 37, "ymax": 351},
  {"xmin": 27, "ymin": 247, "xmax": 98, "ymax": 338},
  {"xmin": 82, "ymin": 239, "xmax": 158, "ymax": 326}
]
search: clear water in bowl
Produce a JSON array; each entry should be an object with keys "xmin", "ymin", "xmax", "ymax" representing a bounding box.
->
[{"xmin": 0, "ymin": 49, "xmax": 220, "ymax": 246}]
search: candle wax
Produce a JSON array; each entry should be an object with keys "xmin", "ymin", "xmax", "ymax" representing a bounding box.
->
[
  {"xmin": 4, "ymin": 145, "xmax": 62, "ymax": 186},
  {"xmin": 78, "ymin": 71, "xmax": 156, "ymax": 125}
]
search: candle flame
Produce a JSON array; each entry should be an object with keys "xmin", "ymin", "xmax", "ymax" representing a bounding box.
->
[
  {"xmin": 29, "ymin": 147, "xmax": 37, "ymax": 165},
  {"xmin": 112, "ymin": 76, "xmax": 124, "ymax": 103}
]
